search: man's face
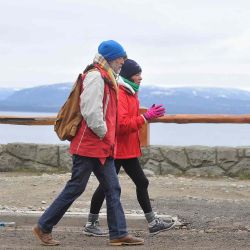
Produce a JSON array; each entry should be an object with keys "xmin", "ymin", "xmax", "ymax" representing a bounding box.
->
[{"xmin": 109, "ymin": 57, "xmax": 125, "ymax": 74}]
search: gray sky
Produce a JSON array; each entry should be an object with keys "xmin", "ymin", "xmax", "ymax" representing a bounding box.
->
[{"xmin": 1, "ymin": 0, "xmax": 250, "ymax": 90}]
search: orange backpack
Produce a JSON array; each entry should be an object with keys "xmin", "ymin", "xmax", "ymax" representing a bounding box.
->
[
  {"xmin": 54, "ymin": 64, "xmax": 110, "ymax": 141},
  {"xmin": 54, "ymin": 74, "xmax": 83, "ymax": 141}
]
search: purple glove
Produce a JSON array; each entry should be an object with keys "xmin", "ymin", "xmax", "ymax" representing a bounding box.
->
[{"xmin": 143, "ymin": 104, "xmax": 166, "ymax": 120}]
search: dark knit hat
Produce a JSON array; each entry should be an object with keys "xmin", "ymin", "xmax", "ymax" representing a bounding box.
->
[
  {"xmin": 120, "ymin": 59, "xmax": 142, "ymax": 80},
  {"xmin": 98, "ymin": 40, "xmax": 127, "ymax": 62}
]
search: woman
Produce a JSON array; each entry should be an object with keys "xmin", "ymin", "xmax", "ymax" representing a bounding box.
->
[{"xmin": 84, "ymin": 59, "xmax": 175, "ymax": 236}]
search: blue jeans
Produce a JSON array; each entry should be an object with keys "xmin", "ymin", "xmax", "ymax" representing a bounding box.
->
[{"xmin": 38, "ymin": 155, "xmax": 128, "ymax": 240}]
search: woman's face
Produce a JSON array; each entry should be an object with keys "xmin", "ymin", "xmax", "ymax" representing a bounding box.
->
[{"xmin": 131, "ymin": 73, "xmax": 142, "ymax": 85}]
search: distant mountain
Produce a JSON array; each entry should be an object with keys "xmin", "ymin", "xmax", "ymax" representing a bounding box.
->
[
  {"xmin": 1, "ymin": 83, "xmax": 250, "ymax": 114},
  {"xmin": 139, "ymin": 86, "xmax": 250, "ymax": 114},
  {"xmin": 0, "ymin": 88, "xmax": 15, "ymax": 101},
  {"xmin": 0, "ymin": 83, "xmax": 72, "ymax": 112}
]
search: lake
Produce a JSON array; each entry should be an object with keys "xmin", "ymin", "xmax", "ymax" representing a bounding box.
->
[{"xmin": 1, "ymin": 111, "xmax": 250, "ymax": 146}]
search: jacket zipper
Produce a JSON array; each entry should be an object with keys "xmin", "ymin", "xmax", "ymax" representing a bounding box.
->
[
  {"xmin": 103, "ymin": 93, "xmax": 110, "ymax": 121},
  {"xmin": 76, "ymin": 123, "xmax": 87, "ymax": 153}
]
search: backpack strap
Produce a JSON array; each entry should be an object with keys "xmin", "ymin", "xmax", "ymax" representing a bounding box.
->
[{"xmin": 83, "ymin": 63, "xmax": 113, "ymax": 86}]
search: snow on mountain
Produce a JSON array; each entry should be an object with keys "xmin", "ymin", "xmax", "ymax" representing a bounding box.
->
[{"xmin": 1, "ymin": 83, "xmax": 250, "ymax": 114}]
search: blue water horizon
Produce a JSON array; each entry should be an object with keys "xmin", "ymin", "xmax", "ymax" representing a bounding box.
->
[{"xmin": 1, "ymin": 111, "xmax": 250, "ymax": 147}]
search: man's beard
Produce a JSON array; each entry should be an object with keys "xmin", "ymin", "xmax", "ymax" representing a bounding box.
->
[{"xmin": 116, "ymin": 68, "xmax": 121, "ymax": 74}]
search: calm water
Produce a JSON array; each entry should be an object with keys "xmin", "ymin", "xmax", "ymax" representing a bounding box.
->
[{"xmin": 1, "ymin": 111, "xmax": 250, "ymax": 146}]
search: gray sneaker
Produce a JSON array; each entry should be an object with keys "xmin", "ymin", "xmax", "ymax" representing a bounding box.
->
[
  {"xmin": 149, "ymin": 217, "xmax": 175, "ymax": 235},
  {"xmin": 164, "ymin": 216, "xmax": 190, "ymax": 228},
  {"xmin": 162, "ymin": 217, "xmax": 175, "ymax": 224},
  {"xmin": 83, "ymin": 221, "xmax": 108, "ymax": 237}
]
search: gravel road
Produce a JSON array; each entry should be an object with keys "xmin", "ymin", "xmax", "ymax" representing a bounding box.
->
[{"xmin": 0, "ymin": 172, "xmax": 250, "ymax": 249}]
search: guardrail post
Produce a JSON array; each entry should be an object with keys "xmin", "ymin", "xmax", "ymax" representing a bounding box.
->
[{"xmin": 139, "ymin": 107, "xmax": 149, "ymax": 146}]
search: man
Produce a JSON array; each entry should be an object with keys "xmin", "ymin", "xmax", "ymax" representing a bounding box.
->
[{"xmin": 32, "ymin": 40, "xmax": 144, "ymax": 247}]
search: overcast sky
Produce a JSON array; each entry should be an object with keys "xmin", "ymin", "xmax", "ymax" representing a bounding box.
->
[{"xmin": 1, "ymin": 0, "xmax": 250, "ymax": 90}]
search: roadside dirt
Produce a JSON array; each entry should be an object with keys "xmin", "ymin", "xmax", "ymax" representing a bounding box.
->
[{"xmin": 0, "ymin": 172, "xmax": 250, "ymax": 249}]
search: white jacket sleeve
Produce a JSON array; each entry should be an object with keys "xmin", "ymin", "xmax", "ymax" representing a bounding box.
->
[{"xmin": 80, "ymin": 70, "xmax": 107, "ymax": 139}]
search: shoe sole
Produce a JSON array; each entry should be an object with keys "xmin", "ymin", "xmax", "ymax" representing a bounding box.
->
[
  {"xmin": 83, "ymin": 230, "xmax": 108, "ymax": 237},
  {"xmin": 149, "ymin": 221, "xmax": 176, "ymax": 236},
  {"xmin": 109, "ymin": 241, "xmax": 144, "ymax": 246},
  {"xmin": 32, "ymin": 227, "xmax": 60, "ymax": 246}
]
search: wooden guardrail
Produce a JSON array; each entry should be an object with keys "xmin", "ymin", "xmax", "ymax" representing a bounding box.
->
[
  {"xmin": 1, "ymin": 114, "xmax": 250, "ymax": 125},
  {"xmin": 1, "ymin": 112, "xmax": 250, "ymax": 146},
  {"xmin": 0, "ymin": 116, "xmax": 56, "ymax": 125},
  {"xmin": 150, "ymin": 114, "xmax": 250, "ymax": 124}
]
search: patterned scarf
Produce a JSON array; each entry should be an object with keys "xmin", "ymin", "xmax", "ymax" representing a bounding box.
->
[
  {"xmin": 93, "ymin": 53, "xmax": 118, "ymax": 93},
  {"xmin": 121, "ymin": 76, "xmax": 139, "ymax": 92}
]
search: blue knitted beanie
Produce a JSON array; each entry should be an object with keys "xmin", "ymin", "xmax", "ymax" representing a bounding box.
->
[{"xmin": 98, "ymin": 40, "xmax": 127, "ymax": 62}]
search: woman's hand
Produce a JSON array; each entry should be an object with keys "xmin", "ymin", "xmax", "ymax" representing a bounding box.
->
[{"xmin": 143, "ymin": 104, "xmax": 166, "ymax": 120}]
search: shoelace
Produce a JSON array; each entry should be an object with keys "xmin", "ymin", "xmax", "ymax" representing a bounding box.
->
[
  {"xmin": 94, "ymin": 220, "xmax": 100, "ymax": 226},
  {"xmin": 43, "ymin": 233, "xmax": 53, "ymax": 241},
  {"xmin": 155, "ymin": 217, "xmax": 175, "ymax": 224},
  {"xmin": 153, "ymin": 218, "xmax": 162, "ymax": 224},
  {"xmin": 93, "ymin": 220, "xmax": 100, "ymax": 227}
]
